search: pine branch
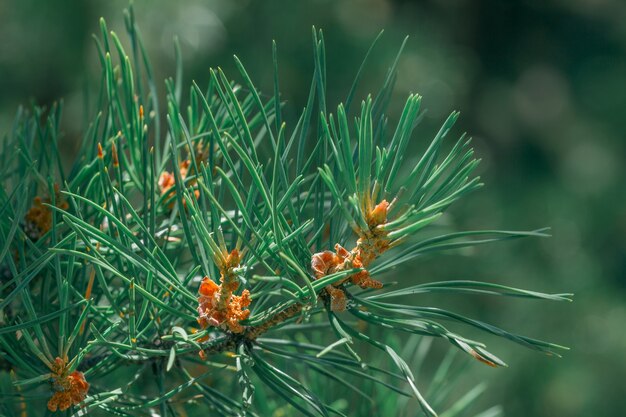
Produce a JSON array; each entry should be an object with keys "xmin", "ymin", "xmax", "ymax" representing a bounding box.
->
[{"xmin": 0, "ymin": 6, "xmax": 570, "ymax": 417}]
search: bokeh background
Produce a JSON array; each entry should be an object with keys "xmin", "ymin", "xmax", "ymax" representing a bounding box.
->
[{"xmin": 1, "ymin": 1, "xmax": 624, "ymax": 416}]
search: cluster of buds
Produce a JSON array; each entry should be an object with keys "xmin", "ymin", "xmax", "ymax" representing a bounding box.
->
[
  {"xmin": 47, "ymin": 357, "xmax": 89, "ymax": 412},
  {"xmin": 24, "ymin": 185, "xmax": 69, "ymax": 240},
  {"xmin": 197, "ymin": 249, "xmax": 251, "ymax": 334},
  {"xmin": 312, "ymin": 199, "xmax": 392, "ymax": 311},
  {"xmin": 159, "ymin": 142, "xmax": 213, "ymax": 209},
  {"xmin": 158, "ymin": 160, "xmax": 200, "ymax": 208}
]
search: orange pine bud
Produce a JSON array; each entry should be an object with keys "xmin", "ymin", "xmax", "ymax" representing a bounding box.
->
[
  {"xmin": 158, "ymin": 171, "xmax": 175, "ymax": 194},
  {"xmin": 224, "ymin": 249, "xmax": 241, "ymax": 270},
  {"xmin": 367, "ymin": 199, "xmax": 390, "ymax": 227},
  {"xmin": 47, "ymin": 358, "xmax": 89, "ymax": 412},
  {"xmin": 179, "ymin": 160, "xmax": 191, "ymax": 179},
  {"xmin": 225, "ymin": 289, "xmax": 251, "ymax": 333},
  {"xmin": 111, "ymin": 142, "xmax": 119, "ymax": 167},
  {"xmin": 197, "ymin": 276, "xmax": 251, "ymax": 334}
]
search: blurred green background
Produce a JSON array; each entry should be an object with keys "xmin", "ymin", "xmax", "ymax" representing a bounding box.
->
[{"xmin": 0, "ymin": 1, "xmax": 624, "ymax": 416}]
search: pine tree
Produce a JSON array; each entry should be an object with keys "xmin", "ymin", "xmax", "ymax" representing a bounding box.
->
[{"xmin": 0, "ymin": 6, "xmax": 570, "ymax": 417}]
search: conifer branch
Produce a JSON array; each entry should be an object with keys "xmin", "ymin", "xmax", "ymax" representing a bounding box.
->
[{"xmin": 0, "ymin": 6, "xmax": 570, "ymax": 416}]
